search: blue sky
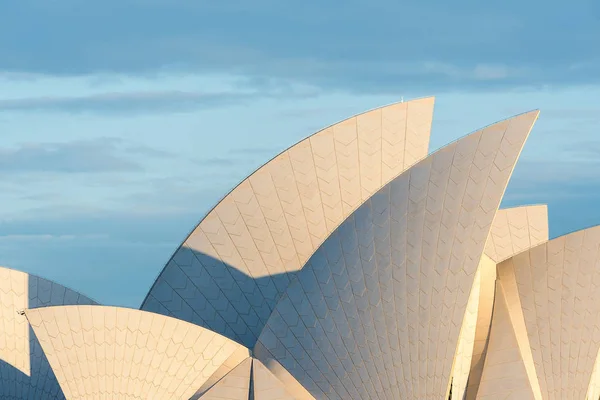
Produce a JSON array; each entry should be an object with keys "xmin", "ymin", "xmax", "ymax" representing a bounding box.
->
[{"xmin": 1, "ymin": 0, "xmax": 599, "ymax": 307}]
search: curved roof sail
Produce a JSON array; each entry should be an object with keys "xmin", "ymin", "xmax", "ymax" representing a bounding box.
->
[
  {"xmin": 0, "ymin": 267, "xmax": 97, "ymax": 400},
  {"xmin": 254, "ymin": 111, "xmax": 539, "ymax": 399},
  {"xmin": 484, "ymin": 205, "xmax": 549, "ymax": 263},
  {"xmin": 462, "ymin": 204, "xmax": 549, "ymax": 399},
  {"xmin": 25, "ymin": 305, "xmax": 248, "ymax": 400},
  {"xmin": 479, "ymin": 226, "xmax": 600, "ymax": 399},
  {"xmin": 141, "ymin": 97, "xmax": 435, "ymax": 347}
]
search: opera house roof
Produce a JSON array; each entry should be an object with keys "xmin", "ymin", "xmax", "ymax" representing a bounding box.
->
[{"xmin": 1, "ymin": 96, "xmax": 599, "ymax": 399}]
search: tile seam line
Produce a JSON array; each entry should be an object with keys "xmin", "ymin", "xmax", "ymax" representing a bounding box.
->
[{"xmin": 137, "ymin": 98, "xmax": 428, "ymax": 310}]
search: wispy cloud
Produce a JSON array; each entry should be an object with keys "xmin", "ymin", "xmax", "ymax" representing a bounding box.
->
[
  {"xmin": 0, "ymin": 91, "xmax": 256, "ymax": 114},
  {"xmin": 0, "ymin": 208, "xmax": 195, "ymax": 243},
  {"xmin": 0, "ymin": 233, "xmax": 108, "ymax": 242},
  {"xmin": 193, "ymin": 147, "xmax": 284, "ymax": 166},
  {"xmin": 0, "ymin": 73, "xmax": 322, "ymax": 114},
  {"xmin": 0, "ymin": 138, "xmax": 166, "ymax": 173},
  {"xmin": 1, "ymin": 1, "xmax": 598, "ymax": 93},
  {"xmin": 473, "ymin": 64, "xmax": 513, "ymax": 81}
]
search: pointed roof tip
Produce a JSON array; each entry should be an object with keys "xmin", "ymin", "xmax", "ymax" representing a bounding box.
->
[
  {"xmin": 510, "ymin": 109, "xmax": 540, "ymax": 138},
  {"xmin": 465, "ymin": 108, "xmax": 539, "ymax": 140},
  {"xmin": 519, "ymin": 109, "xmax": 541, "ymax": 123},
  {"xmin": 403, "ymin": 95, "xmax": 435, "ymax": 103},
  {"xmin": 428, "ymin": 107, "xmax": 538, "ymax": 157},
  {"xmin": 511, "ymin": 109, "xmax": 540, "ymax": 119}
]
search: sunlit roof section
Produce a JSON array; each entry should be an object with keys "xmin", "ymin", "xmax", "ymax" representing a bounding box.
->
[
  {"xmin": 25, "ymin": 305, "xmax": 247, "ymax": 400},
  {"xmin": 255, "ymin": 111, "xmax": 538, "ymax": 399},
  {"xmin": 141, "ymin": 97, "xmax": 435, "ymax": 347},
  {"xmin": 0, "ymin": 267, "xmax": 97, "ymax": 400},
  {"xmin": 479, "ymin": 226, "xmax": 600, "ymax": 399}
]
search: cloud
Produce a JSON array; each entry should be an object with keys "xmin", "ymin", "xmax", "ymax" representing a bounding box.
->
[
  {"xmin": 193, "ymin": 146, "xmax": 285, "ymax": 167},
  {"xmin": 0, "ymin": 208, "xmax": 197, "ymax": 244},
  {"xmin": 0, "ymin": 91, "xmax": 262, "ymax": 114},
  {"xmin": 473, "ymin": 64, "xmax": 511, "ymax": 81},
  {"xmin": 0, "ymin": 234, "xmax": 108, "ymax": 242},
  {"xmin": 0, "ymin": 73, "xmax": 323, "ymax": 114},
  {"xmin": 0, "ymin": 138, "xmax": 164, "ymax": 173},
  {"xmin": 1, "ymin": 1, "xmax": 599, "ymax": 93}
]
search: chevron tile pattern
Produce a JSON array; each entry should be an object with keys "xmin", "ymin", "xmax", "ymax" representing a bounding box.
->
[
  {"xmin": 484, "ymin": 205, "xmax": 549, "ymax": 263},
  {"xmin": 480, "ymin": 226, "xmax": 600, "ymax": 399},
  {"xmin": 512, "ymin": 227, "xmax": 600, "ymax": 399},
  {"xmin": 465, "ymin": 205, "xmax": 549, "ymax": 399},
  {"xmin": 255, "ymin": 111, "xmax": 538, "ymax": 399},
  {"xmin": 0, "ymin": 267, "xmax": 97, "ymax": 400},
  {"xmin": 141, "ymin": 98, "xmax": 435, "ymax": 347},
  {"xmin": 199, "ymin": 357, "xmax": 252, "ymax": 400},
  {"xmin": 192, "ymin": 346, "xmax": 251, "ymax": 398},
  {"xmin": 25, "ymin": 305, "xmax": 246, "ymax": 400}
]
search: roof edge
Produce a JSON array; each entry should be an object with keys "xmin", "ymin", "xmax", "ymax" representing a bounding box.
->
[
  {"xmin": 139, "ymin": 96, "xmax": 436, "ymax": 309},
  {"xmin": 500, "ymin": 223, "xmax": 600, "ymax": 260},
  {"xmin": 0, "ymin": 265, "xmax": 100, "ymax": 306}
]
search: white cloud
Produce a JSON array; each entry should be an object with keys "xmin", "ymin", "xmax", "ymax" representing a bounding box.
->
[
  {"xmin": 0, "ymin": 72, "xmax": 322, "ymax": 107},
  {"xmin": 473, "ymin": 64, "xmax": 510, "ymax": 80},
  {"xmin": 0, "ymin": 234, "xmax": 108, "ymax": 242}
]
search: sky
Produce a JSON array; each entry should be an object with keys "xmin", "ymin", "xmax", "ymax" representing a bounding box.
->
[{"xmin": 1, "ymin": 0, "xmax": 599, "ymax": 307}]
